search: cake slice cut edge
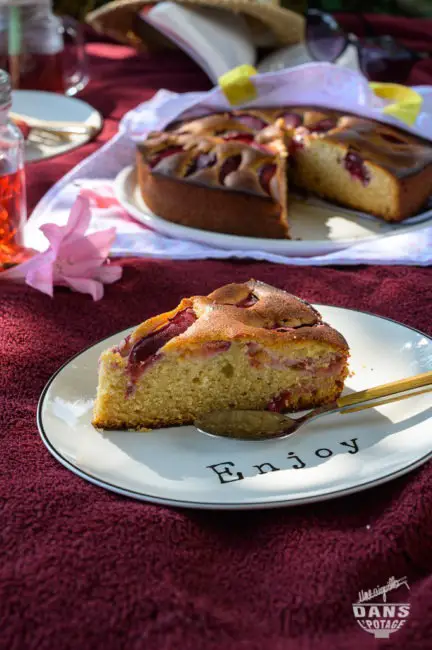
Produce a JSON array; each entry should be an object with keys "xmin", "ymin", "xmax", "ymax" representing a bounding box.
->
[{"xmin": 92, "ymin": 280, "xmax": 350, "ymax": 431}]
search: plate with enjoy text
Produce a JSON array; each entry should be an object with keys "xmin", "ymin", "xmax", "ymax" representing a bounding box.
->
[
  {"xmin": 114, "ymin": 166, "xmax": 432, "ymax": 257},
  {"xmin": 37, "ymin": 305, "xmax": 432, "ymax": 509}
]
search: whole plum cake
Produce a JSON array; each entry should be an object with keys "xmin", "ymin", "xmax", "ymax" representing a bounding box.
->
[{"xmin": 136, "ymin": 107, "xmax": 432, "ymax": 238}]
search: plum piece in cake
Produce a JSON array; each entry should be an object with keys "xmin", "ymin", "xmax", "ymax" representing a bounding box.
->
[{"xmin": 93, "ymin": 280, "xmax": 349, "ymax": 430}]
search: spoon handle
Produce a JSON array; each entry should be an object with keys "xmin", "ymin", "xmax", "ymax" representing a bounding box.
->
[
  {"xmin": 337, "ymin": 370, "xmax": 432, "ymax": 409},
  {"xmin": 338, "ymin": 386, "xmax": 432, "ymax": 415}
]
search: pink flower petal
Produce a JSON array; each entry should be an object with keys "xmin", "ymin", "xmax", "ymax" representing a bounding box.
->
[
  {"xmin": 63, "ymin": 195, "xmax": 92, "ymax": 240},
  {"xmin": 56, "ymin": 247, "xmax": 114, "ymax": 280},
  {"xmin": 26, "ymin": 262, "xmax": 54, "ymax": 297},
  {"xmin": 39, "ymin": 223, "xmax": 66, "ymax": 255},
  {"xmin": 0, "ymin": 252, "xmax": 44, "ymax": 281},
  {"xmin": 84, "ymin": 228, "xmax": 117, "ymax": 259},
  {"xmin": 28, "ymin": 249, "xmax": 58, "ymax": 267},
  {"xmin": 8, "ymin": 249, "xmax": 57, "ymax": 283},
  {"xmin": 58, "ymin": 228, "xmax": 117, "ymax": 268},
  {"xmin": 63, "ymin": 275, "xmax": 104, "ymax": 301}
]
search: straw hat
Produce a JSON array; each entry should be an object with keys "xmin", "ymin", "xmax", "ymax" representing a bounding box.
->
[{"xmin": 86, "ymin": 0, "xmax": 304, "ymax": 51}]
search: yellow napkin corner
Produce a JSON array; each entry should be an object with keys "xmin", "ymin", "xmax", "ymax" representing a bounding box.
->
[
  {"xmin": 369, "ymin": 82, "xmax": 423, "ymax": 126},
  {"xmin": 219, "ymin": 65, "xmax": 258, "ymax": 106}
]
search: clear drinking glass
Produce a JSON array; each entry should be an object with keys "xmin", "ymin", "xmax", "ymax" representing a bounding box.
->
[
  {"xmin": 0, "ymin": 68, "xmax": 26, "ymax": 267},
  {"xmin": 0, "ymin": 2, "xmax": 89, "ymax": 95}
]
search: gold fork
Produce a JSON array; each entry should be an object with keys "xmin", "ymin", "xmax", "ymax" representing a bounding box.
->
[{"xmin": 10, "ymin": 111, "xmax": 98, "ymax": 138}]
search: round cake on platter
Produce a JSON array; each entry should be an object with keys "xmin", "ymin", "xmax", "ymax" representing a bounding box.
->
[{"xmin": 136, "ymin": 107, "xmax": 432, "ymax": 239}]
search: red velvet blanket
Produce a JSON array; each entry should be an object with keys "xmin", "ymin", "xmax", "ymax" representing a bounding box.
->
[{"xmin": 3, "ymin": 18, "xmax": 432, "ymax": 650}]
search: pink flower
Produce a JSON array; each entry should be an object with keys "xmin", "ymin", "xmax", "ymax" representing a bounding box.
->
[{"xmin": 1, "ymin": 194, "xmax": 122, "ymax": 300}]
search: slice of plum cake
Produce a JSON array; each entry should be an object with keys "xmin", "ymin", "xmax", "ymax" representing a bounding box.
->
[{"xmin": 93, "ymin": 280, "xmax": 349, "ymax": 430}]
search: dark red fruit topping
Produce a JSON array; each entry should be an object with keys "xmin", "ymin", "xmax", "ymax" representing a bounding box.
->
[
  {"xmin": 221, "ymin": 131, "xmax": 255, "ymax": 144},
  {"xmin": 219, "ymin": 154, "xmax": 242, "ymax": 184},
  {"xmin": 268, "ymin": 391, "xmax": 291, "ymax": 413},
  {"xmin": 184, "ymin": 151, "xmax": 217, "ymax": 177},
  {"xmin": 236, "ymin": 114, "xmax": 267, "ymax": 131},
  {"xmin": 259, "ymin": 164, "xmax": 276, "ymax": 195},
  {"xmin": 309, "ymin": 118, "xmax": 336, "ymax": 133},
  {"xmin": 281, "ymin": 112, "xmax": 302, "ymax": 129},
  {"xmin": 270, "ymin": 322, "xmax": 314, "ymax": 331},
  {"xmin": 128, "ymin": 308, "xmax": 197, "ymax": 381},
  {"xmin": 343, "ymin": 149, "xmax": 371, "ymax": 186},
  {"xmin": 149, "ymin": 146, "xmax": 183, "ymax": 168},
  {"xmin": 237, "ymin": 293, "xmax": 258, "ymax": 308},
  {"xmin": 380, "ymin": 132, "xmax": 406, "ymax": 145}
]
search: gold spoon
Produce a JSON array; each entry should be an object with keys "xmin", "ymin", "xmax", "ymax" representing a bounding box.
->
[{"xmin": 194, "ymin": 371, "xmax": 432, "ymax": 441}]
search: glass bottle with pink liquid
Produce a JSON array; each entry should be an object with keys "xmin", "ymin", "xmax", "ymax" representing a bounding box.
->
[{"xmin": 0, "ymin": 68, "xmax": 26, "ymax": 268}]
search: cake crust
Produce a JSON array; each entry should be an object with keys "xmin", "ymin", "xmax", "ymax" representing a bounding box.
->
[
  {"xmin": 121, "ymin": 279, "xmax": 348, "ymax": 356},
  {"xmin": 136, "ymin": 153, "xmax": 287, "ymax": 238}
]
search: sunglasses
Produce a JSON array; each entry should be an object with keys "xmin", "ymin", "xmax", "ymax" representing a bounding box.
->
[{"xmin": 305, "ymin": 10, "xmax": 427, "ymax": 84}]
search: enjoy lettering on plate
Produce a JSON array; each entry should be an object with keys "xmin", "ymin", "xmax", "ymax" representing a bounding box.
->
[{"xmin": 206, "ymin": 438, "xmax": 359, "ymax": 484}]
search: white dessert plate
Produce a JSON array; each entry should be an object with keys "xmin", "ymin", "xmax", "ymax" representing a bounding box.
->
[
  {"xmin": 115, "ymin": 166, "xmax": 432, "ymax": 257},
  {"xmin": 12, "ymin": 90, "xmax": 103, "ymax": 163},
  {"xmin": 38, "ymin": 305, "xmax": 432, "ymax": 510}
]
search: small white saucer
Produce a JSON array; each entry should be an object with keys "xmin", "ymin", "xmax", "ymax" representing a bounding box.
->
[{"xmin": 11, "ymin": 90, "xmax": 103, "ymax": 163}]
